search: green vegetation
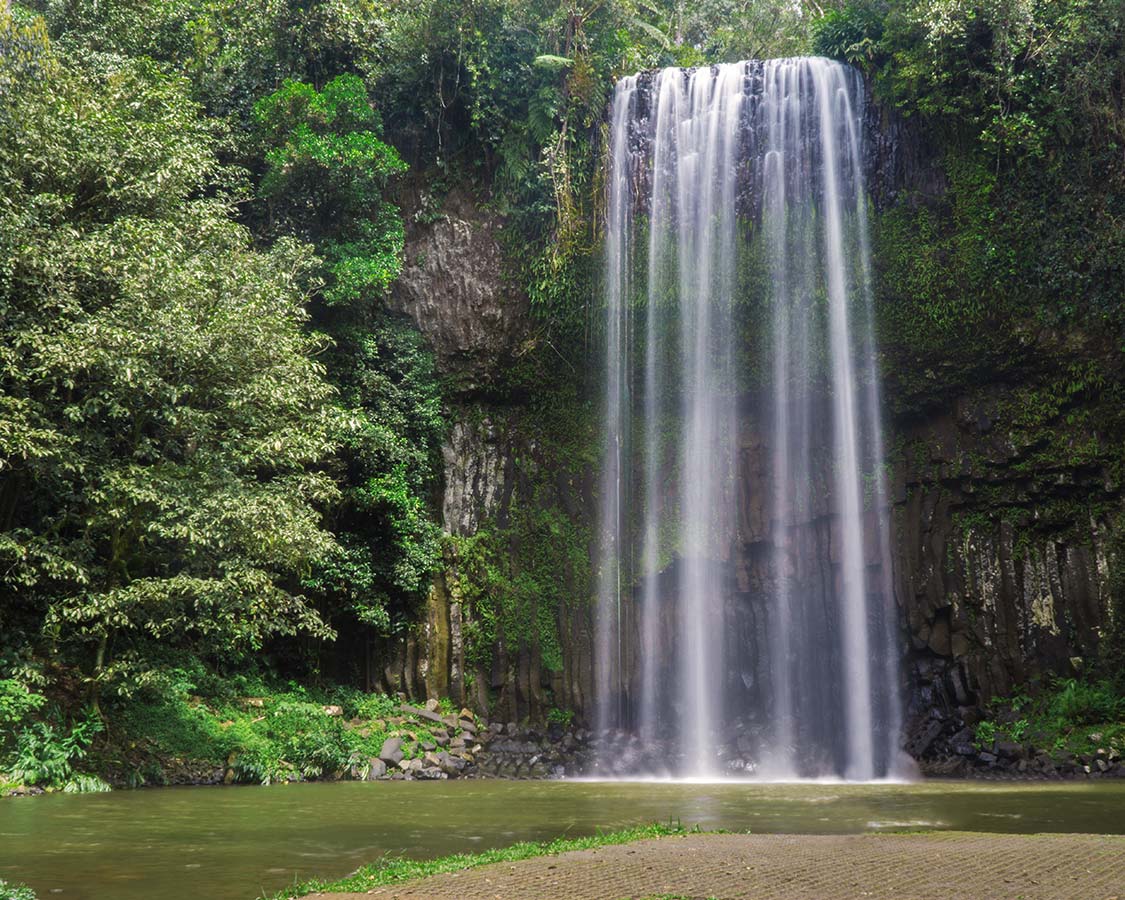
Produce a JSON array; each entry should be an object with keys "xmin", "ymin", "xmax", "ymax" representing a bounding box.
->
[
  {"xmin": 0, "ymin": 13, "xmax": 342, "ymax": 765},
  {"xmin": 975, "ymin": 677, "xmax": 1125, "ymax": 761},
  {"xmin": 826, "ymin": 0, "xmax": 1125, "ymax": 398},
  {"xmin": 267, "ymin": 823, "xmax": 690, "ymax": 898},
  {"xmin": 252, "ymin": 73, "xmax": 445, "ymax": 635},
  {"xmin": 0, "ymin": 880, "xmax": 38, "ymax": 900},
  {"xmin": 7, "ymin": 714, "xmax": 108, "ymax": 792},
  {"xmin": 2, "ymin": 668, "xmax": 464, "ymax": 790},
  {"xmin": 105, "ymin": 676, "xmax": 462, "ymax": 786},
  {"xmin": 452, "ymin": 500, "xmax": 590, "ymax": 675}
]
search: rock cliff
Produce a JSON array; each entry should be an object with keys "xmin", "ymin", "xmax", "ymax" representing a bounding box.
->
[
  {"xmin": 378, "ymin": 177, "xmax": 1122, "ymax": 773},
  {"xmin": 390, "ymin": 187, "xmax": 530, "ymax": 391},
  {"xmin": 378, "ymin": 185, "xmax": 598, "ymax": 726}
]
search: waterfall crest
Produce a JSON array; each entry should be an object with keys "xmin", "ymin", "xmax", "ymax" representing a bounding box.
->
[{"xmin": 596, "ymin": 58, "xmax": 903, "ymax": 781}]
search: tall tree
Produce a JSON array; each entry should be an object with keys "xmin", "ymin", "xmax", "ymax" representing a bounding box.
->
[{"xmin": 0, "ymin": 19, "xmax": 341, "ymax": 703}]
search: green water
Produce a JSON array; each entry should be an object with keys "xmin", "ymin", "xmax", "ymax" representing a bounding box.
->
[{"xmin": 2, "ymin": 780, "xmax": 1123, "ymax": 900}]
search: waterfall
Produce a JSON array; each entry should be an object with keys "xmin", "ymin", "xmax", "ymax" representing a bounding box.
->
[
  {"xmin": 596, "ymin": 58, "xmax": 903, "ymax": 780},
  {"xmin": 595, "ymin": 74, "xmax": 638, "ymax": 740}
]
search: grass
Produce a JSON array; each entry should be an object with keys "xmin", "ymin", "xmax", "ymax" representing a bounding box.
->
[{"xmin": 263, "ymin": 823, "xmax": 693, "ymax": 898}]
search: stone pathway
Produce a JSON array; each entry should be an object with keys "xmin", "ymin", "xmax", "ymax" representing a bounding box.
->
[{"xmin": 308, "ymin": 832, "xmax": 1124, "ymax": 900}]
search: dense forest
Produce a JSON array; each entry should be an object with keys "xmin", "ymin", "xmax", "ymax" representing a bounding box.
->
[{"xmin": 1, "ymin": 0, "xmax": 1123, "ymax": 792}]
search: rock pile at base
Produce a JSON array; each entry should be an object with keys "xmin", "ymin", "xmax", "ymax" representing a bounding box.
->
[
  {"xmin": 355, "ymin": 702, "xmax": 594, "ymax": 782},
  {"xmin": 906, "ymin": 708, "xmax": 1125, "ymax": 780}
]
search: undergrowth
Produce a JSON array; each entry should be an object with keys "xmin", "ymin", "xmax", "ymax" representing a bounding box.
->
[
  {"xmin": 1, "ymin": 668, "xmax": 462, "ymax": 791},
  {"xmin": 103, "ymin": 676, "xmax": 460, "ymax": 787},
  {"xmin": 0, "ymin": 879, "xmax": 37, "ymax": 900},
  {"xmin": 974, "ymin": 676, "xmax": 1125, "ymax": 759}
]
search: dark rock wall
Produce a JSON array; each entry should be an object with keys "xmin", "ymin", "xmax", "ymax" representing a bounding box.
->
[
  {"xmin": 890, "ymin": 379, "xmax": 1122, "ymax": 760},
  {"xmin": 374, "ymin": 185, "xmax": 598, "ymax": 725},
  {"xmin": 390, "ymin": 186, "xmax": 530, "ymax": 391}
]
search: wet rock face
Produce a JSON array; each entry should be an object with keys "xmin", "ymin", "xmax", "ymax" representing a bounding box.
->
[
  {"xmin": 628, "ymin": 381, "xmax": 1119, "ymax": 775},
  {"xmin": 614, "ymin": 61, "xmax": 942, "ymax": 222},
  {"xmin": 390, "ymin": 187, "xmax": 529, "ymax": 389}
]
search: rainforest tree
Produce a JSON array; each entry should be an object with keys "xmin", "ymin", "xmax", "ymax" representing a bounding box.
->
[{"xmin": 0, "ymin": 18, "xmax": 341, "ymax": 707}]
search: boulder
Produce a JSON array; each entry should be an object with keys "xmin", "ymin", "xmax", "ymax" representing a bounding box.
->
[
  {"xmin": 906, "ymin": 718, "xmax": 945, "ymax": 758},
  {"xmin": 996, "ymin": 741, "xmax": 1025, "ymax": 760},
  {"xmin": 401, "ymin": 704, "xmax": 445, "ymax": 726},
  {"xmin": 442, "ymin": 754, "xmax": 468, "ymax": 775},
  {"xmin": 366, "ymin": 758, "xmax": 388, "ymax": 780},
  {"xmin": 379, "ymin": 737, "xmax": 405, "ymax": 765}
]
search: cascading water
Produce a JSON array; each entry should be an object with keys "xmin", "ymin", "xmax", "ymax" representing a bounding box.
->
[{"xmin": 596, "ymin": 58, "xmax": 904, "ymax": 781}]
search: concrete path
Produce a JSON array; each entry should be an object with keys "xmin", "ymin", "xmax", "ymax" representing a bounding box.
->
[{"xmin": 309, "ymin": 832, "xmax": 1124, "ymax": 900}]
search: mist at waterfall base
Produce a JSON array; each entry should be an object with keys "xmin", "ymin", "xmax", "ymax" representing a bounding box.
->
[{"xmin": 596, "ymin": 58, "xmax": 909, "ymax": 783}]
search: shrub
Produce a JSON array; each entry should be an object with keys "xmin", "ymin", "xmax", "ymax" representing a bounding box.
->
[
  {"xmin": 0, "ymin": 680, "xmax": 45, "ymax": 730},
  {"xmin": 546, "ymin": 707, "xmax": 574, "ymax": 727},
  {"xmin": 1049, "ymin": 679, "xmax": 1124, "ymax": 729},
  {"xmin": 0, "ymin": 680, "xmax": 45, "ymax": 757},
  {"xmin": 812, "ymin": 2, "xmax": 885, "ymax": 65},
  {"xmin": 979, "ymin": 676, "xmax": 1125, "ymax": 758},
  {"xmin": 61, "ymin": 773, "xmax": 112, "ymax": 793},
  {"xmin": 974, "ymin": 720, "xmax": 997, "ymax": 750},
  {"xmin": 9, "ymin": 716, "xmax": 97, "ymax": 788},
  {"xmin": 0, "ymin": 879, "xmax": 37, "ymax": 900}
]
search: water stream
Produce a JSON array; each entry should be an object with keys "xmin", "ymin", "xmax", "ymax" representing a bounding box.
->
[{"xmin": 597, "ymin": 58, "xmax": 901, "ymax": 778}]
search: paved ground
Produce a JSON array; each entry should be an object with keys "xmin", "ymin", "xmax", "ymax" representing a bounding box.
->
[{"xmin": 309, "ymin": 832, "xmax": 1125, "ymax": 900}]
